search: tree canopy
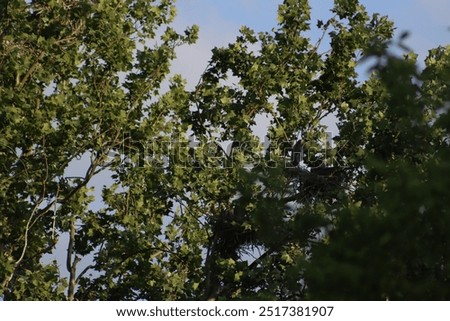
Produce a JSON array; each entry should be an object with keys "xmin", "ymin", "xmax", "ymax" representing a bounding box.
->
[{"xmin": 1, "ymin": 0, "xmax": 449, "ymax": 300}]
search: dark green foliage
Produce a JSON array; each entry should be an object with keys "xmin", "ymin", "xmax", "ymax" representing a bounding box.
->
[{"xmin": 306, "ymin": 46, "xmax": 450, "ymax": 300}]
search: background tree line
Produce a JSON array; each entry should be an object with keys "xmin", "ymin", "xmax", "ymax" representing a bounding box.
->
[{"xmin": 0, "ymin": 0, "xmax": 449, "ymax": 300}]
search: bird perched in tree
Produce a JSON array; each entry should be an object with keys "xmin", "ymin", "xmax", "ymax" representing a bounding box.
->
[{"xmin": 291, "ymin": 139, "xmax": 304, "ymax": 166}]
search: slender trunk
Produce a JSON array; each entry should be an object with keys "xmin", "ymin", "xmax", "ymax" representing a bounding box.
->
[
  {"xmin": 66, "ymin": 219, "xmax": 80, "ymax": 301},
  {"xmin": 203, "ymin": 235, "xmax": 220, "ymax": 300}
]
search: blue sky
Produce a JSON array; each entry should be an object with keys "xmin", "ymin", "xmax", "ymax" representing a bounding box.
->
[{"xmin": 171, "ymin": 0, "xmax": 450, "ymax": 84}]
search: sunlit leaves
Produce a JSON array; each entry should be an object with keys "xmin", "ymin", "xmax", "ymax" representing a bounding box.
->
[
  {"xmin": 1, "ymin": 0, "xmax": 448, "ymax": 301},
  {"xmin": 0, "ymin": 0, "xmax": 197, "ymax": 300}
]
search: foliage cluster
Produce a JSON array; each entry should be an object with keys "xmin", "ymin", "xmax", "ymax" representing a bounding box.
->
[{"xmin": 1, "ymin": 0, "xmax": 449, "ymax": 300}]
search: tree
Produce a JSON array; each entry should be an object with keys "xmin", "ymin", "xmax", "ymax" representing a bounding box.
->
[
  {"xmin": 305, "ymin": 44, "xmax": 450, "ymax": 300},
  {"xmin": 0, "ymin": 0, "xmax": 198, "ymax": 300},
  {"xmin": 188, "ymin": 0, "xmax": 450, "ymax": 300},
  {"xmin": 1, "ymin": 0, "xmax": 449, "ymax": 300},
  {"xmin": 183, "ymin": 0, "xmax": 396, "ymax": 300}
]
